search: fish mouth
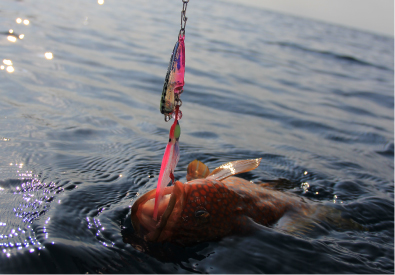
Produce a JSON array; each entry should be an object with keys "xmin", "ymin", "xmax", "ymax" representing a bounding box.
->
[{"xmin": 131, "ymin": 181, "xmax": 185, "ymax": 242}]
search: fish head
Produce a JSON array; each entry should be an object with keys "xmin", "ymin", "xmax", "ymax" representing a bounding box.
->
[
  {"xmin": 131, "ymin": 180, "xmax": 185, "ymax": 243},
  {"xmin": 171, "ymin": 178, "xmax": 243, "ymax": 245},
  {"xmin": 131, "ymin": 178, "xmax": 242, "ymax": 245}
]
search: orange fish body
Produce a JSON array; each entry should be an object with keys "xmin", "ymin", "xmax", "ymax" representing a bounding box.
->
[
  {"xmin": 163, "ymin": 177, "xmax": 314, "ymax": 245},
  {"xmin": 131, "ymin": 159, "xmax": 318, "ymax": 245}
]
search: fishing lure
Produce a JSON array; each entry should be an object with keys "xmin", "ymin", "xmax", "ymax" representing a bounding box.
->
[
  {"xmin": 160, "ymin": 34, "xmax": 185, "ymax": 121},
  {"xmin": 154, "ymin": 0, "xmax": 189, "ymax": 221},
  {"xmin": 153, "ymin": 107, "xmax": 181, "ymax": 221}
]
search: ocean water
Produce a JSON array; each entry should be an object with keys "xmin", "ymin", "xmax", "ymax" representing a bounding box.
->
[{"xmin": 0, "ymin": 0, "xmax": 393, "ymax": 273}]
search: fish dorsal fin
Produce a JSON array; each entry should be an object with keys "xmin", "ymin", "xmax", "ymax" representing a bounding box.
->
[
  {"xmin": 206, "ymin": 158, "xmax": 262, "ymax": 181},
  {"xmin": 186, "ymin": 159, "xmax": 210, "ymax": 181}
]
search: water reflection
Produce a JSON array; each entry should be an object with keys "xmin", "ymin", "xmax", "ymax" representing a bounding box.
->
[
  {"xmin": 1, "ymin": 29, "xmax": 25, "ymax": 41},
  {"xmin": 2, "ymin": 60, "xmax": 14, "ymax": 73},
  {"xmin": 2, "ymin": 17, "xmax": 53, "ymax": 75},
  {"xmin": 15, "ymin": 18, "xmax": 30, "ymax": 25},
  {"xmin": 7, "ymin": 36, "xmax": 17, "ymax": 43},
  {"xmin": 6, "ymin": 66, "xmax": 14, "ymax": 73},
  {"xmin": 44, "ymin": 52, "xmax": 53, "ymax": 60},
  {"xmin": 3, "ymin": 59, "xmax": 12, "ymax": 66},
  {"xmin": 0, "ymin": 173, "xmax": 56, "ymax": 258}
]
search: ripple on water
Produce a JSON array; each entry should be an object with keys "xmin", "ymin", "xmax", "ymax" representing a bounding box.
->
[{"xmin": 0, "ymin": 0, "xmax": 393, "ymax": 273}]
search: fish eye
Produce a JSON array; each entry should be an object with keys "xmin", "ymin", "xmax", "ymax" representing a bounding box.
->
[{"xmin": 195, "ymin": 210, "xmax": 209, "ymax": 218}]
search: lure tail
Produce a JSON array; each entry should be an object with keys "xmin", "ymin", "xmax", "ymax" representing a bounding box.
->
[
  {"xmin": 153, "ymin": 113, "xmax": 181, "ymax": 221},
  {"xmin": 153, "ymin": 142, "xmax": 175, "ymax": 221}
]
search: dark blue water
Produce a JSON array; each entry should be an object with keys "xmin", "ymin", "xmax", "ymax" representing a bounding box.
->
[{"xmin": 0, "ymin": 0, "xmax": 393, "ymax": 273}]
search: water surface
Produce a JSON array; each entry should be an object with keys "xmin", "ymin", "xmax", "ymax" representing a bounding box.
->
[{"xmin": 0, "ymin": 0, "xmax": 393, "ymax": 273}]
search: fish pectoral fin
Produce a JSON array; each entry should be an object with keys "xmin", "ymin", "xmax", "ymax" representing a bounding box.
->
[
  {"xmin": 274, "ymin": 213, "xmax": 318, "ymax": 236},
  {"xmin": 206, "ymin": 158, "xmax": 262, "ymax": 181}
]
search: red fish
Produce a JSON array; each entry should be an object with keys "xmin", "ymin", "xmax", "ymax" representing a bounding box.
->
[{"xmin": 131, "ymin": 159, "xmax": 363, "ymax": 246}]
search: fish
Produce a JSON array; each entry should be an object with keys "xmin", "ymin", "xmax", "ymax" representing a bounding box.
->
[
  {"xmin": 160, "ymin": 34, "xmax": 185, "ymax": 120},
  {"xmin": 152, "ymin": 114, "xmax": 181, "ymax": 221},
  {"xmin": 131, "ymin": 158, "xmax": 365, "ymax": 246}
]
